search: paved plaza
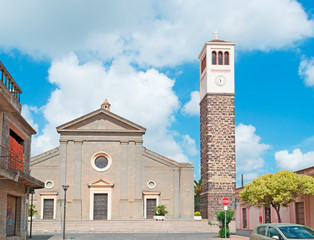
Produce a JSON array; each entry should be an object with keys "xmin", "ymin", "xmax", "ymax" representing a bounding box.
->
[
  {"xmin": 30, "ymin": 233, "xmax": 249, "ymax": 240},
  {"xmin": 31, "ymin": 233, "xmax": 215, "ymax": 240},
  {"xmin": 28, "ymin": 220, "xmax": 250, "ymax": 240}
]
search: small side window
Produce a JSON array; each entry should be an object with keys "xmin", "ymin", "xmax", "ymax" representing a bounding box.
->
[
  {"xmin": 257, "ymin": 226, "xmax": 267, "ymax": 236},
  {"xmin": 268, "ymin": 227, "xmax": 283, "ymax": 240}
]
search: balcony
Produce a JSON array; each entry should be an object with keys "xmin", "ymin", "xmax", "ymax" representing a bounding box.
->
[
  {"xmin": 0, "ymin": 144, "xmax": 44, "ymax": 188},
  {"xmin": 0, "ymin": 144, "xmax": 29, "ymax": 173},
  {"xmin": 0, "ymin": 61, "xmax": 22, "ymax": 113}
]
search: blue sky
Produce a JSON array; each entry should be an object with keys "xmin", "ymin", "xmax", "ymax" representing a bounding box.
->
[{"xmin": 1, "ymin": 0, "xmax": 314, "ymax": 187}]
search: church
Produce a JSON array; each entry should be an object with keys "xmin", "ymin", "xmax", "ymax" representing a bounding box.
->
[
  {"xmin": 30, "ymin": 100, "xmax": 194, "ymax": 220},
  {"xmin": 30, "ymin": 36, "xmax": 236, "ymax": 222}
]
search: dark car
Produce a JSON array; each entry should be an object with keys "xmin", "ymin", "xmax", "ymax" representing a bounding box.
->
[{"xmin": 250, "ymin": 223, "xmax": 314, "ymax": 240}]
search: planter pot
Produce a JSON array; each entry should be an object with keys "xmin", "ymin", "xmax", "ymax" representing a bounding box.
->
[
  {"xmin": 154, "ymin": 215, "xmax": 165, "ymax": 221},
  {"xmin": 194, "ymin": 216, "xmax": 202, "ymax": 221}
]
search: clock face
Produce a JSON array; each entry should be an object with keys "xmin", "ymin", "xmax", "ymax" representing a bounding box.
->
[{"xmin": 215, "ymin": 76, "xmax": 226, "ymax": 86}]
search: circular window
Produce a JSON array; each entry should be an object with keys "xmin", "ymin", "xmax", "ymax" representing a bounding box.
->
[
  {"xmin": 147, "ymin": 180, "xmax": 156, "ymax": 189},
  {"xmin": 45, "ymin": 180, "xmax": 54, "ymax": 189},
  {"xmin": 91, "ymin": 152, "xmax": 112, "ymax": 172},
  {"xmin": 95, "ymin": 156, "xmax": 109, "ymax": 169}
]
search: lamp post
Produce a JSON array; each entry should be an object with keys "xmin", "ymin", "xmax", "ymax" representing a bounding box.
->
[
  {"xmin": 62, "ymin": 184, "xmax": 69, "ymax": 240},
  {"xmin": 29, "ymin": 188, "xmax": 35, "ymax": 238}
]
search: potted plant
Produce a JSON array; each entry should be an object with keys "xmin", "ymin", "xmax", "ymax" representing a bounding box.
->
[
  {"xmin": 153, "ymin": 205, "xmax": 168, "ymax": 221},
  {"xmin": 194, "ymin": 211, "xmax": 202, "ymax": 220}
]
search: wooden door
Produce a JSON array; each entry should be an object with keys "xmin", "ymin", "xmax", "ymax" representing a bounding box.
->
[
  {"xmin": 94, "ymin": 194, "xmax": 108, "ymax": 220},
  {"xmin": 6, "ymin": 195, "xmax": 17, "ymax": 236},
  {"xmin": 43, "ymin": 199, "xmax": 54, "ymax": 219},
  {"xmin": 295, "ymin": 202, "xmax": 304, "ymax": 225},
  {"xmin": 146, "ymin": 199, "xmax": 156, "ymax": 219},
  {"xmin": 242, "ymin": 208, "xmax": 247, "ymax": 228}
]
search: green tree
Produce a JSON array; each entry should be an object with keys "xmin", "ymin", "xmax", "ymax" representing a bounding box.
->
[
  {"xmin": 240, "ymin": 170, "xmax": 314, "ymax": 223},
  {"xmin": 215, "ymin": 209, "xmax": 235, "ymax": 238},
  {"xmin": 194, "ymin": 179, "xmax": 201, "ymax": 212}
]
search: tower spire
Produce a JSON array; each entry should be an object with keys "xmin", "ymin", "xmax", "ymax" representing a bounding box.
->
[{"xmin": 101, "ymin": 99, "xmax": 111, "ymax": 111}]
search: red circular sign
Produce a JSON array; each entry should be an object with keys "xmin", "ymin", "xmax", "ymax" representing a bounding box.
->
[{"xmin": 222, "ymin": 198, "xmax": 230, "ymax": 206}]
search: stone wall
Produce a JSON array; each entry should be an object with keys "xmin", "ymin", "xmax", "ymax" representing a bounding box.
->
[{"xmin": 200, "ymin": 93, "xmax": 236, "ymax": 220}]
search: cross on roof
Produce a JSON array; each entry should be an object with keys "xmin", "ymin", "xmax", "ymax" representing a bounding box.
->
[{"xmin": 213, "ymin": 30, "xmax": 219, "ymax": 39}]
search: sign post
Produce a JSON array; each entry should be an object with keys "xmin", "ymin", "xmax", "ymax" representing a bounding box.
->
[{"xmin": 222, "ymin": 198, "xmax": 230, "ymax": 239}]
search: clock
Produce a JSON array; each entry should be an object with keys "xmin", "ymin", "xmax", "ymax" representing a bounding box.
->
[{"xmin": 215, "ymin": 76, "xmax": 226, "ymax": 86}]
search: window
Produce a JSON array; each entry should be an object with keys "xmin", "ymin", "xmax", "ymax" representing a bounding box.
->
[
  {"xmin": 45, "ymin": 180, "xmax": 54, "ymax": 189},
  {"xmin": 242, "ymin": 208, "xmax": 247, "ymax": 228},
  {"xmin": 295, "ymin": 202, "xmax": 305, "ymax": 225},
  {"xmin": 212, "ymin": 51, "xmax": 217, "ymax": 65},
  {"xmin": 268, "ymin": 227, "xmax": 283, "ymax": 240},
  {"xmin": 257, "ymin": 226, "xmax": 267, "ymax": 236},
  {"xmin": 279, "ymin": 226, "xmax": 314, "ymax": 239},
  {"xmin": 218, "ymin": 51, "xmax": 223, "ymax": 65},
  {"xmin": 147, "ymin": 180, "xmax": 156, "ymax": 189},
  {"xmin": 91, "ymin": 152, "xmax": 112, "ymax": 172},
  {"xmin": 95, "ymin": 156, "xmax": 109, "ymax": 169},
  {"xmin": 224, "ymin": 52, "xmax": 229, "ymax": 65}
]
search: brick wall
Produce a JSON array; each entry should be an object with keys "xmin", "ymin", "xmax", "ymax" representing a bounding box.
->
[{"xmin": 200, "ymin": 93, "xmax": 236, "ymax": 220}]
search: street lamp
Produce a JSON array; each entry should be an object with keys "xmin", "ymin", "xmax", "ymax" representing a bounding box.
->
[
  {"xmin": 29, "ymin": 188, "xmax": 35, "ymax": 238},
  {"xmin": 62, "ymin": 184, "xmax": 69, "ymax": 240}
]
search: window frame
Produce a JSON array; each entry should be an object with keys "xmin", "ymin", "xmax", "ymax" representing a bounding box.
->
[{"xmin": 91, "ymin": 152, "xmax": 112, "ymax": 172}]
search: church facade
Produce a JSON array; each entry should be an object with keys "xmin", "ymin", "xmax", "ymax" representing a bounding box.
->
[{"xmin": 30, "ymin": 101, "xmax": 194, "ymax": 220}]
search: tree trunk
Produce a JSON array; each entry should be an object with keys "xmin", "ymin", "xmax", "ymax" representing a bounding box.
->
[{"xmin": 272, "ymin": 204, "xmax": 281, "ymax": 223}]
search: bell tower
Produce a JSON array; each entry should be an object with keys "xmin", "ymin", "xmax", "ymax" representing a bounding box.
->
[{"xmin": 199, "ymin": 34, "xmax": 236, "ymax": 220}]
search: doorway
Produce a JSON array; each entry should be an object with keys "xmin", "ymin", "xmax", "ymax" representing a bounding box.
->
[
  {"xmin": 146, "ymin": 199, "xmax": 157, "ymax": 219},
  {"xmin": 93, "ymin": 193, "xmax": 108, "ymax": 220}
]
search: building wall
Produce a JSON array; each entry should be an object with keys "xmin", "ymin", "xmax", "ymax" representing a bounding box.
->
[
  {"xmin": 31, "ymin": 143, "xmax": 194, "ymax": 220},
  {"xmin": 0, "ymin": 179, "xmax": 27, "ymax": 240},
  {"xmin": 236, "ymin": 192, "xmax": 314, "ymax": 231},
  {"xmin": 200, "ymin": 93, "xmax": 236, "ymax": 220}
]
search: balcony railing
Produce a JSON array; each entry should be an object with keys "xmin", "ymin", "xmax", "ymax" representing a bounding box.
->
[
  {"xmin": 0, "ymin": 61, "xmax": 22, "ymax": 103},
  {"xmin": 0, "ymin": 144, "xmax": 28, "ymax": 173}
]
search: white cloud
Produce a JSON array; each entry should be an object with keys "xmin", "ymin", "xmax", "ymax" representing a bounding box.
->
[
  {"xmin": 236, "ymin": 124, "xmax": 271, "ymax": 172},
  {"xmin": 21, "ymin": 105, "xmax": 39, "ymax": 132},
  {"xmin": 0, "ymin": 0, "xmax": 313, "ymax": 66},
  {"xmin": 243, "ymin": 172, "xmax": 259, "ymax": 181},
  {"xmin": 29, "ymin": 53, "xmax": 194, "ymax": 164},
  {"xmin": 181, "ymin": 135, "xmax": 198, "ymax": 156},
  {"xmin": 299, "ymin": 57, "xmax": 314, "ymax": 87},
  {"xmin": 275, "ymin": 148, "xmax": 314, "ymax": 171},
  {"xmin": 182, "ymin": 91, "xmax": 200, "ymax": 116}
]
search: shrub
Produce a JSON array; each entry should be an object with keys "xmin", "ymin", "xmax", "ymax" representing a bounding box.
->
[
  {"xmin": 28, "ymin": 204, "xmax": 38, "ymax": 217},
  {"xmin": 219, "ymin": 227, "xmax": 230, "ymax": 238},
  {"xmin": 155, "ymin": 205, "xmax": 168, "ymax": 216},
  {"xmin": 215, "ymin": 209, "xmax": 234, "ymax": 238},
  {"xmin": 194, "ymin": 211, "xmax": 201, "ymax": 216}
]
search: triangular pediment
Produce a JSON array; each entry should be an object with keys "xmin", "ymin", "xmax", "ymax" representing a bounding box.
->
[
  {"xmin": 88, "ymin": 177, "xmax": 114, "ymax": 187},
  {"xmin": 56, "ymin": 108, "xmax": 146, "ymax": 134}
]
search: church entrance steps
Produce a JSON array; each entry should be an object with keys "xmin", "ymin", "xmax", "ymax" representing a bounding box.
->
[{"xmin": 29, "ymin": 220, "xmax": 229, "ymax": 233}]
